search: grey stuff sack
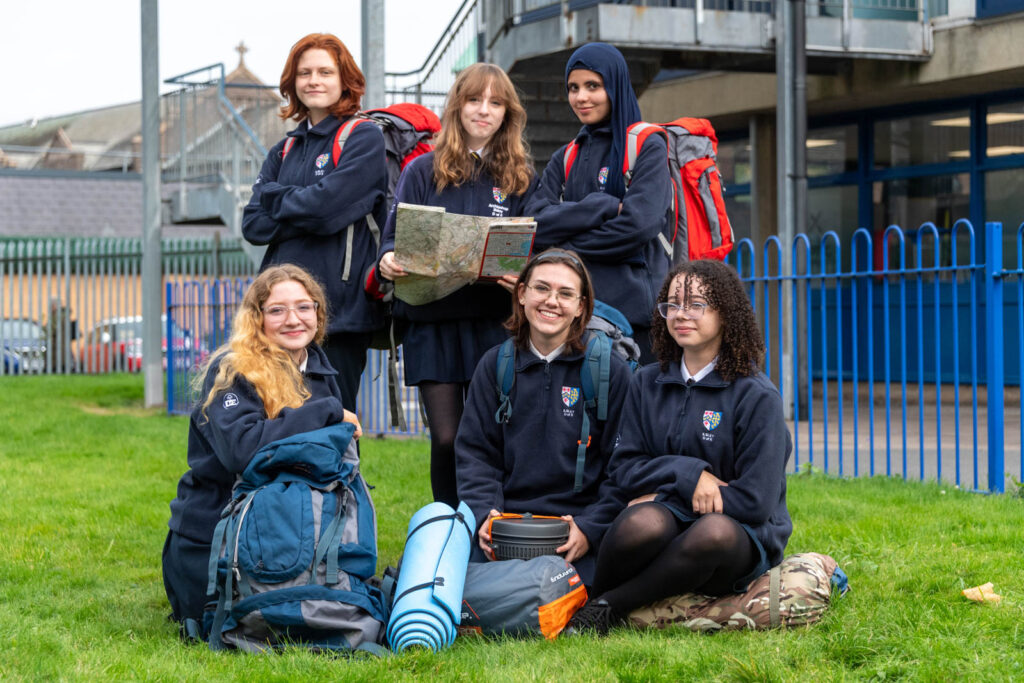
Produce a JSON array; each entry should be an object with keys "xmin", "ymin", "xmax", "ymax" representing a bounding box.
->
[{"xmin": 458, "ymin": 556, "xmax": 588, "ymax": 640}]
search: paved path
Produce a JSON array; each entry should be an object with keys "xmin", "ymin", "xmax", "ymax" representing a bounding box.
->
[{"xmin": 784, "ymin": 381, "xmax": 1021, "ymax": 491}]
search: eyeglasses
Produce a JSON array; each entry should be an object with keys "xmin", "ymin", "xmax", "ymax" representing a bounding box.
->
[
  {"xmin": 525, "ymin": 283, "xmax": 581, "ymax": 304},
  {"xmin": 657, "ymin": 301, "xmax": 709, "ymax": 320},
  {"xmin": 262, "ymin": 301, "xmax": 318, "ymax": 320}
]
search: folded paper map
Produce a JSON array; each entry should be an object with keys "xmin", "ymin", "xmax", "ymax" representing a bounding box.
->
[{"xmin": 393, "ymin": 203, "xmax": 536, "ymax": 305}]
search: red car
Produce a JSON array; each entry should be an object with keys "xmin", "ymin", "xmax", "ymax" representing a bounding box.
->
[{"xmin": 77, "ymin": 315, "xmax": 207, "ymax": 373}]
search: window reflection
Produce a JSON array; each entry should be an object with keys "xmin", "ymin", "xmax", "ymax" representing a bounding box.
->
[{"xmin": 875, "ymin": 111, "xmax": 971, "ymax": 167}]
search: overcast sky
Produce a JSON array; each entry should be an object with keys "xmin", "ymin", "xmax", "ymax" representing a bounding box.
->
[{"xmin": 0, "ymin": 0, "xmax": 463, "ymax": 127}]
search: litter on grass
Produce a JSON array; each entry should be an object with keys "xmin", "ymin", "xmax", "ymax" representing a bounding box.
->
[{"xmin": 962, "ymin": 582, "xmax": 1002, "ymax": 604}]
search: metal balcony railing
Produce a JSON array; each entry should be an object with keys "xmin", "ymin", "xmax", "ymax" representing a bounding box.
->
[
  {"xmin": 161, "ymin": 63, "xmax": 288, "ymax": 188},
  {"xmin": 384, "ymin": 0, "xmax": 482, "ymax": 111}
]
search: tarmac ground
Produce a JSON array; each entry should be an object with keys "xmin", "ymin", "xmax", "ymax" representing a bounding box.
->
[{"xmin": 785, "ymin": 380, "xmax": 1021, "ymax": 492}]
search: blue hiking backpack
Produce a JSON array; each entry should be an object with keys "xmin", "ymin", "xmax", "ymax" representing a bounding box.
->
[
  {"xmin": 588, "ymin": 300, "xmax": 641, "ymax": 371},
  {"xmin": 205, "ymin": 422, "xmax": 388, "ymax": 654},
  {"xmin": 493, "ymin": 301, "xmax": 637, "ymax": 494}
]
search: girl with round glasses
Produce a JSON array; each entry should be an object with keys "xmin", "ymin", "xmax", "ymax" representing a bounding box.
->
[
  {"xmin": 566, "ymin": 259, "xmax": 792, "ymax": 634},
  {"xmin": 455, "ymin": 248, "xmax": 631, "ymax": 585},
  {"xmin": 163, "ymin": 264, "xmax": 362, "ymax": 638},
  {"xmin": 375, "ymin": 63, "xmax": 536, "ymax": 507}
]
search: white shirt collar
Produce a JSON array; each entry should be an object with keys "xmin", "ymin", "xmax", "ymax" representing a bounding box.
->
[
  {"xmin": 530, "ymin": 340, "xmax": 565, "ymax": 363},
  {"xmin": 681, "ymin": 356, "xmax": 716, "ymax": 384},
  {"xmin": 297, "ymin": 348, "xmax": 309, "ymax": 373}
]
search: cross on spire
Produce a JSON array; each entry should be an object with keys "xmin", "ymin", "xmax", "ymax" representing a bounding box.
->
[{"xmin": 235, "ymin": 41, "xmax": 248, "ymax": 67}]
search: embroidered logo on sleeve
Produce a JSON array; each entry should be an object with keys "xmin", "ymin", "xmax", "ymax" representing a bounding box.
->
[{"xmin": 223, "ymin": 393, "xmax": 239, "ymax": 409}]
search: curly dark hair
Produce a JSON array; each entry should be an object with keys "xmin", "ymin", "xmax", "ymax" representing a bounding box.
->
[{"xmin": 650, "ymin": 259, "xmax": 764, "ymax": 381}]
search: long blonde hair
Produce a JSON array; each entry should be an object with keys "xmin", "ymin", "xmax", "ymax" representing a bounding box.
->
[
  {"xmin": 433, "ymin": 63, "xmax": 533, "ymax": 196},
  {"xmin": 195, "ymin": 265, "xmax": 329, "ymax": 420}
]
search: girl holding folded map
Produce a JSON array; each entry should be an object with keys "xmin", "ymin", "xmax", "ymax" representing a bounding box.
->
[{"xmin": 375, "ymin": 63, "xmax": 538, "ymax": 507}]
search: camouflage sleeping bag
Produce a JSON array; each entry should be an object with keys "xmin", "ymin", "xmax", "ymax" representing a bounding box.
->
[{"xmin": 628, "ymin": 553, "xmax": 848, "ymax": 632}]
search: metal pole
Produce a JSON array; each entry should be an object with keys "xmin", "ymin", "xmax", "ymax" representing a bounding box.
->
[
  {"xmin": 776, "ymin": 0, "xmax": 795, "ymax": 419},
  {"xmin": 793, "ymin": 0, "xmax": 807, "ymax": 256},
  {"xmin": 141, "ymin": 0, "xmax": 163, "ymax": 407},
  {"xmin": 361, "ymin": 0, "xmax": 386, "ymax": 109},
  {"xmin": 985, "ymin": 222, "xmax": 1005, "ymax": 493}
]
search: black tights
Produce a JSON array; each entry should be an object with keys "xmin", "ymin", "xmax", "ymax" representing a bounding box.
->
[
  {"xmin": 418, "ymin": 381, "xmax": 468, "ymax": 508},
  {"xmin": 593, "ymin": 503, "xmax": 757, "ymax": 615}
]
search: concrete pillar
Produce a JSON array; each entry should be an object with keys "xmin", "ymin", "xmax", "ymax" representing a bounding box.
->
[{"xmin": 750, "ymin": 113, "xmax": 777, "ymax": 250}]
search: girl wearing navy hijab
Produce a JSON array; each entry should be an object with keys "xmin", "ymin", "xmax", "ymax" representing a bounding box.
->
[{"xmin": 525, "ymin": 42, "xmax": 672, "ymax": 364}]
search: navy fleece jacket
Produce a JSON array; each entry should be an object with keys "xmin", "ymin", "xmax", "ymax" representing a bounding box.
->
[
  {"xmin": 455, "ymin": 342, "xmax": 631, "ymax": 549},
  {"xmin": 167, "ymin": 345, "xmax": 345, "ymax": 544},
  {"xmin": 607, "ymin": 362, "xmax": 793, "ymax": 565},
  {"xmin": 242, "ymin": 115, "xmax": 388, "ymax": 333}
]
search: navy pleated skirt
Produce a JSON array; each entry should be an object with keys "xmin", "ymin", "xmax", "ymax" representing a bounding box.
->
[{"xmin": 402, "ymin": 317, "xmax": 510, "ymax": 385}]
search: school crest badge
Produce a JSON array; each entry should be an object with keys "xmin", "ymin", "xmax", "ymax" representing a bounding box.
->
[
  {"xmin": 315, "ymin": 153, "xmax": 330, "ymax": 169},
  {"xmin": 703, "ymin": 410, "xmax": 721, "ymax": 431},
  {"xmin": 562, "ymin": 386, "xmax": 580, "ymax": 407},
  {"xmin": 492, "ymin": 187, "xmax": 507, "ymax": 203},
  {"xmin": 598, "ymin": 167, "xmax": 609, "ymax": 186}
]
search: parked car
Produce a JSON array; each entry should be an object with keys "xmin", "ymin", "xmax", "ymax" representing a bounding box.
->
[
  {"xmin": 77, "ymin": 315, "xmax": 208, "ymax": 373},
  {"xmin": 0, "ymin": 318, "xmax": 47, "ymax": 374}
]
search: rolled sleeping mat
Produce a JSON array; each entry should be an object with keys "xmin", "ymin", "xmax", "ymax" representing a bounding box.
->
[{"xmin": 386, "ymin": 500, "xmax": 474, "ymax": 652}]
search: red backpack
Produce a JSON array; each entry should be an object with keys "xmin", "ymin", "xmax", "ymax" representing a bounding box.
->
[
  {"xmin": 281, "ymin": 103, "xmax": 441, "ymax": 283},
  {"xmin": 562, "ymin": 117, "xmax": 734, "ymax": 263},
  {"xmin": 282, "ymin": 102, "xmax": 441, "ymax": 207}
]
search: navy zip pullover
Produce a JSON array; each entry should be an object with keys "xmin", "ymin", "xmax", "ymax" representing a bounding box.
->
[
  {"xmin": 243, "ymin": 115, "xmax": 388, "ymax": 333},
  {"xmin": 168, "ymin": 345, "xmax": 345, "ymax": 544},
  {"xmin": 607, "ymin": 363, "xmax": 793, "ymax": 565},
  {"xmin": 455, "ymin": 342, "xmax": 631, "ymax": 549},
  {"xmin": 378, "ymin": 152, "xmax": 537, "ymax": 322},
  {"xmin": 525, "ymin": 125, "xmax": 672, "ymax": 328}
]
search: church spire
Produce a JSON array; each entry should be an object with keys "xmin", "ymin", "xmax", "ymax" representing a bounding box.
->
[{"xmin": 235, "ymin": 41, "xmax": 248, "ymax": 68}]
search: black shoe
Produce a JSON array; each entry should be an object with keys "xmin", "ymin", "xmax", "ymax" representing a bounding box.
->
[{"xmin": 564, "ymin": 598, "xmax": 623, "ymax": 636}]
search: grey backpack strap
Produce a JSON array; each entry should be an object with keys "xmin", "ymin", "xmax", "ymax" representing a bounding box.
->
[
  {"xmin": 387, "ymin": 324, "xmax": 408, "ymax": 431},
  {"xmin": 769, "ymin": 564, "xmax": 782, "ymax": 628},
  {"xmin": 341, "ymin": 223, "xmax": 355, "ymax": 280}
]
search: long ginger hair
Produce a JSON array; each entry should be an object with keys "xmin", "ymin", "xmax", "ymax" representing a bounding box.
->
[
  {"xmin": 196, "ymin": 265, "xmax": 329, "ymax": 420},
  {"xmin": 433, "ymin": 63, "xmax": 533, "ymax": 196}
]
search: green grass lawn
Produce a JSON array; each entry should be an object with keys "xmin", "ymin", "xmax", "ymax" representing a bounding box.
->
[{"xmin": 1, "ymin": 375, "xmax": 1022, "ymax": 681}]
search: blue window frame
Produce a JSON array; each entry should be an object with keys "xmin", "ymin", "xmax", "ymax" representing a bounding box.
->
[
  {"xmin": 976, "ymin": 0, "xmax": 1024, "ymax": 18},
  {"xmin": 721, "ymin": 89, "xmax": 1024, "ymax": 265}
]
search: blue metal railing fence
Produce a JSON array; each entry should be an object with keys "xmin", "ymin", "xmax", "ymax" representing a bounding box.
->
[
  {"xmin": 164, "ymin": 220, "xmax": 1021, "ymax": 489},
  {"xmin": 732, "ymin": 219, "xmax": 1020, "ymax": 493}
]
